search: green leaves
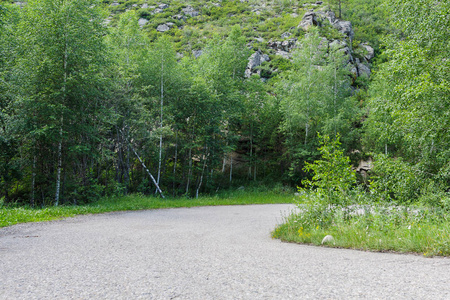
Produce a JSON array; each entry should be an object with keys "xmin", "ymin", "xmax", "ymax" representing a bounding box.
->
[
  {"xmin": 303, "ymin": 134, "xmax": 356, "ymax": 200},
  {"xmin": 364, "ymin": 0, "xmax": 450, "ymax": 202}
]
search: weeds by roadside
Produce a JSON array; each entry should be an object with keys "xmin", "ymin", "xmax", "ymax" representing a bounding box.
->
[
  {"xmin": 0, "ymin": 188, "xmax": 293, "ymax": 228},
  {"xmin": 272, "ymin": 134, "xmax": 450, "ymax": 257},
  {"xmin": 272, "ymin": 199, "xmax": 450, "ymax": 257}
]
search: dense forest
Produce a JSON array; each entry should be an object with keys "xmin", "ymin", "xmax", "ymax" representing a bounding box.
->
[{"xmin": 0, "ymin": 0, "xmax": 448, "ymax": 208}]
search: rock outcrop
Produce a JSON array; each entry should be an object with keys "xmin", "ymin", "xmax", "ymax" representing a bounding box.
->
[
  {"xmin": 138, "ymin": 18, "xmax": 149, "ymax": 28},
  {"xmin": 156, "ymin": 24, "xmax": 171, "ymax": 32},
  {"xmin": 182, "ymin": 6, "xmax": 199, "ymax": 17},
  {"xmin": 245, "ymin": 50, "xmax": 270, "ymax": 78},
  {"xmin": 295, "ymin": 5, "xmax": 372, "ymax": 79}
]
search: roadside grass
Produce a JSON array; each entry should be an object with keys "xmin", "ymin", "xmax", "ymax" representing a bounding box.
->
[
  {"xmin": 0, "ymin": 189, "xmax": 294, "ymax": 228},
  {"xmin": 272, "ymin": 201, "xmax": 450, "ymax": 257}
]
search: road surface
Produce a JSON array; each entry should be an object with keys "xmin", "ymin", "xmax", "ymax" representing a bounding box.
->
[{"xmin": 1, "ymin": 204, "xmax": 449, "ymax": 299}]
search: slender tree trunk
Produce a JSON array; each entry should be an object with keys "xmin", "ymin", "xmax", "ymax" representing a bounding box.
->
[
  {"xmin": 196, "ymin": 145, "xmax": 208, "ymax": 199},
  {"xmin": 222, "ymin": 156, "xmax": 226, "ymax": 172},
  {"xmin": 55, "ymin": 122, "xmax": 63, "ymax": 206},
  {"xmin": 125, "ymin": 141, "xmax": 130, "ymax": 194},
  {"xmin": 222, "ymin": 139, "xmax": 228, "ymax": 173},
  {"xmin": 31, "ymin": 154, "xmax": 36, "ymax": 207},
  {"xmin": 249, "ymin": 125, "xmax": 253, "ymax": 178},
  {"xmin": 186, "ymin": 146, "xmax": 192, "ymax": 195},
  {"xmin": 115, "ymin": 126, "xmax": 122, "ymax": 183},
  {"xmin": 156, "ymin": 58, "xmax": 164, "ymax": 189},
  {"xmin": 229, "ymin": 153, "xmax": 233, "ymax": 183},
  {"xmin": 338, "ymin": 0, "xmax": 342, "ymax": 19},
  {"xmin": 119, "ymin": 128, "xmax": 164, "ymax": 198},
  {"xmin": 130, "ymin": 142, "xmax": 165, "ymax": 198},
  {"xmin": 305, "ymin": 122, "xmax": 309, "ymax": 146},
  {"xmin": 334, "ymin": 63, "xmax": 337, "ymax": 138},
  {"xmin": 173, "ymin": 129, "xmax": 178, "ymax": 196},
  {"xmin": 186, "ymin": 127, "xmax": 194, "ymax": 195},
  {"xmin": 56, "ymin": 26, "xmax": 69, "ymax": 206}
]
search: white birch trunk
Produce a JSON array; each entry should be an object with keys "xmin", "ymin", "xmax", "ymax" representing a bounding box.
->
[
  {"xmin": 222, "ymin": 156, "xmax": 226, "ymax": 172},
  {"xmin": 55, "ymin": 30, "xmax": 68, "ymax": 206},
  {"xmin": 229, "ymin": 154, "xmax": 233, "ymax": 183},
  {"xmin": 196, "ymin": 146, "xmax": 208, "ymax": 199},
  {"xmin": 173, "ymin": 129, "xmax": 178, "ymax": 195},
  {"xmin": 334, "ymin": 63, "xmax": 337, "ymax": 138},
  {"xmin": 156, "ymin": 58, "xmax": 164, "ymax": 188},
  {"xmin": 32, "ymin": 155, "xmax": 36, "ymax": 206},
  {"xmin": 186, "ymin": 146, "xmax": 192, "ymax": 195},
  {"xmin": 131, "ymin": 145, "xmax": 165, "ymax": 198},
  {"xmin": 55, "ymin": 124, "xmax": 63, "ymax": 206},
  {"xmin": 249, "ymin": 126, "xmax": 253, "ymax": 178}
]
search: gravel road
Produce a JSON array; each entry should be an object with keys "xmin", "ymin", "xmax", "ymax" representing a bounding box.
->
[{"xmin": 1, "ymin": 204, "xmax": 449, "ymax": 299}]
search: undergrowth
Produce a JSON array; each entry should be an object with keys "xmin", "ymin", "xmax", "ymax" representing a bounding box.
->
[
  {"xmin": 272, "ymin": 134, "xmax": 450, "ymax": 257},
  {"xmin": 0, "ymin": 188, "xmax": 294, "ymax": 228}
]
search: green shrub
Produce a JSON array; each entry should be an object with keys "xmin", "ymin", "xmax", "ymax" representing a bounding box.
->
[
  {"xmin": 302, "ymin": 133, "xmax": 357, "ymax": 205},
  {"xmin": 368, "ymin": 154, "xmax": 421, "ymax": 203}
]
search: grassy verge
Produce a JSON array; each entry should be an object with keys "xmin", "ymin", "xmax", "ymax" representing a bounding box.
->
[
  {"xmin": 272, "ymin": 201, "xmax": 450, "ymax": 257},
  {"xmin": 0, "ymin": 190, "xmax": 294, "ymax": 228}
]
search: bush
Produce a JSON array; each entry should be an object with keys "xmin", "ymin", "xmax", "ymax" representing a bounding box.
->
[
  {"xmin": 368, "ymin": 154, "xmax": 421, "ymax": 203},
  {"xmin": 301, "ymin": 133, "xmax": 357, "ymax": 206}
]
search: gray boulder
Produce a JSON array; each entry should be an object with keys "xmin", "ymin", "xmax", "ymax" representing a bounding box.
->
[
  {"xmin": 138, "ymin": 18, "xmax": 149, "ymax": 28},
  {"xmin": 276, "ymin": 50, "xmax": 291, "ymax": 59},
  {"xmin": 245, "ymin": 50, "xmax": 270, "ymax": 78},
  {"xmin": 357, "ymin": 62, "xmax": 371, "ymax": 78},
  {"xmin": 333, "ymin": 20, "xmax": 354, "ymax": 40},
  {"xmin": 173, "ymin": 14, "xmax": 187, "ymax": 21},
  {"xmin": 268, "ymin": 39, "xmax": 297, "ymax": 52},
  {"xmin": 325, "ymin": 11, "xmax": 336, "ymax": 24},
  {"xmin": 159, "ymin": 3, "xmax": 169, "ymax": 9},
  {"xmin": 330, "ymin": 40, "xmax": 353, "ymax": 64},
  {"xmin": 182, "ymin": 6, "xmax": 199, "ymax": 17},
  {"xmin": 299, "ymin": 11, "xmax": 318, "ymax": 30},
  {"xmin": 360, "ymin": 43, "xmax": 375, "ymax": 61},
  {"xmin": 348, "ymin": 63, "xmax": 358, "ymax": 78},
  {"xmin": 156, "ymin": 24, "xmax": 170, "ymax": 32},
  {"xmin": 281, "ymin": 32, "xmax": 292, "ymax": 39},
  {"xmin": 192, "ymin": 50, "xmax": 202, "ymax": 58}
]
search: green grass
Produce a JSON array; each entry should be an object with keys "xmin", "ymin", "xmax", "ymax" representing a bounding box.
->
[
  {"xmin": 272, "ymin": 202, "xmax": 450, "ymax": 257},
  {"xmin": 0, "ymin": 190, "xmax": 294, "ymax": 228}
]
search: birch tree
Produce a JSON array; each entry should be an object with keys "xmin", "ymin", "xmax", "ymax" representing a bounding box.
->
[
  {"xmin": 18, "ymin": 0, "xmax": 108, "ymax": 205},
  {"xmin": 365, "ymin": 0, "xmax": 450, "ymax": 190}
]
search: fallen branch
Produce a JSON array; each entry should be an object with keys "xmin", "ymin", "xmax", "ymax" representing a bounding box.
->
[{"xmin": 120, "ymin": 129, "xmax": 165, "ymax": 198}]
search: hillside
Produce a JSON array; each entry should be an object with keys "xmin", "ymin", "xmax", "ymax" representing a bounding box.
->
[{"xmin": 1, "ymin": 0, "xmax": 449, "ymax": 209}]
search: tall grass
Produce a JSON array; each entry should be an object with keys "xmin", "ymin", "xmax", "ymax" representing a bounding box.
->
[
  {"xmin": 0, "ymin": 188, "xmax": 294, "ymax": 228},
  {"xmin": 272, "ymin": 197, "xmax": 450, "ymax": 257}
]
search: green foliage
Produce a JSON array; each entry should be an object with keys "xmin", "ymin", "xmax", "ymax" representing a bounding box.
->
[
  {"xmin": 303, "ymin": 134, "xmax": 356, "ymax": 199},
  {"xmin": 0, "ymin": 190, "xmax": 293, "ymax": 228},
  {"xmin": 273, "ymin": 203, "xmax": 450, "ymax": 256},
  {"xmin": 276, "ymin": 28, "xmax": 357, "ymax": 179},
  {"xmin": 368, "ymin": 154, "xmax": 420, "ymax": 203},
  {"xmin": 328, "ymin": 0, "xmax": 389, "ymax": 52},
  {"xmin": 364, "ymin": 0, "xmax": 450, "ymax": 203},
  {"xmin": 2, "ymin": 0, "xmax": 444, "ymax": 206}
]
